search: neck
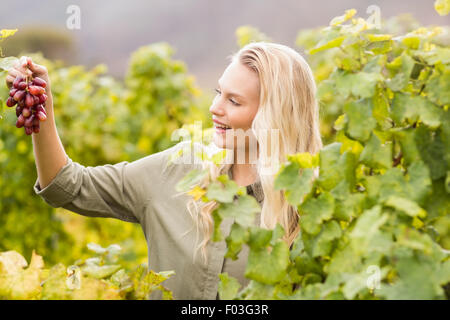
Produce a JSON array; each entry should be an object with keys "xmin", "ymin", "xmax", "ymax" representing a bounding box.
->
[
  {"xmin": 231, "ymin": 163, "xmax": 258, "ymax": 187},
  {"xmin": 231, "ymin": 146, "xmax": 259, "ymax": 187}
]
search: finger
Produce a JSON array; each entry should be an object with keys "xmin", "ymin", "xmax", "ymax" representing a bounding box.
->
[
  {"xmin": 7, "ymin": 69, "xmax": 22, "ymax": 82},
  {"xmin": 26, "ymin": 57, "xmax": 33, "ymax": 68},
  {"xmin": 20, "ymin": 56, "xmax": 28, "ymax": 68},
  {"xmin": 15, "ymin": 65, "xmax": 32, "ymax": 78},
  {"xmin": 9, "ymin": 67, "xmax": 27, "ymax": 80},
  {"xmin": 15, "ymin": 56, "xmax": 33, "ymax": 77},
  {"xmin": 26, "ymin": 57, "xmax": 46, "ymax": 74},
  {"xmin": 13, "ymin": 60, "xmax": 22, "ymax": 70},
  {"xmin": 7, "ymin": 68, "xmax": 30, "ymax": 87},
  {"xmin": 8, "ymin": 68, "xmax": 19, "ymax": 77}
]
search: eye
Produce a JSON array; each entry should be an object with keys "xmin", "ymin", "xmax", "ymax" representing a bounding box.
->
[
  {"xmin": 230, "ymin": 99, "xmax": 240, "ymax": 106},
  {"xmin": 214, "ymin": 88, "xmax": 240, "ymax": 106}
]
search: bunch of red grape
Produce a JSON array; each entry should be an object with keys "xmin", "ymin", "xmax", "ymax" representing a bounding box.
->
[{"xmin": 6, "ymin": 75, "xmax": 48, "ymax": 135}]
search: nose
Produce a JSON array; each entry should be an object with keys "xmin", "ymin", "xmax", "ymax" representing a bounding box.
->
[{"xmin": 209, "ymin": 96, "xmax": 225, "ymax": 116}]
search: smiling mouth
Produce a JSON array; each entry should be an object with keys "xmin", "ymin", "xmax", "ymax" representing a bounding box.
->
[{"xmin": 214, "ymin": 123, "xmax": 232, "ymax": 130}]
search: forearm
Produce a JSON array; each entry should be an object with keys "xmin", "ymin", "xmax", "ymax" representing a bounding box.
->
[{"xmin": 32, "ymin": 87, "xmax": 68, "ymax": 189}]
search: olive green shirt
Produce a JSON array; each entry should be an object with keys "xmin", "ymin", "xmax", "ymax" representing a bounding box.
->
[{"xmin": 33, "ymin": 141, "xmax": 264, "ymax": 300}]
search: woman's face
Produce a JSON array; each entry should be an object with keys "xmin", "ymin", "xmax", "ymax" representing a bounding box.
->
[{"xmin": 209, "ymin": 60, "xmax": 260, "ymax": 152}]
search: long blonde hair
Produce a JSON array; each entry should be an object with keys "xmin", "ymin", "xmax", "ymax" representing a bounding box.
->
[{"xmin": 186, "ymin": 42, "xmax": 323, "ymax": 264}]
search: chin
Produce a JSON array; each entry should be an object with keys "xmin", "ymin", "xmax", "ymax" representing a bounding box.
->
[{"xmin": 213, "ymin": 133, "xmax": 234, "ymax": 150}]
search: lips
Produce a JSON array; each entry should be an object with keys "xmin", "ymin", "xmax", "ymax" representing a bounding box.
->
[{"xmin": 213, "ymin": 119, "xmax": 231, "ymax": 129}]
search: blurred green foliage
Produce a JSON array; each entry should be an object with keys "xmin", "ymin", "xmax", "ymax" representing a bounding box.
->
[
  {"xmin": 184, "ymin": 9, "xmax": 449, "ymax": 300},
  {"xmin": 0, "ymin": 243, "xmax": 174, "ymax": 299}
]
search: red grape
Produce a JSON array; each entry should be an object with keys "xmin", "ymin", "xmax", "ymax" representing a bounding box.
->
[
  {"xmin": 16, "ymin": 114, "xmax": 25, "ymax": 128},
  {"xmin": 32, "ymin": 125, "xmax": 40, "ymax": 134},
  {"xmin": 6, "ymin": 97, "xmax": 17, "ymax": 107},
  {"xmin": 32, "ymin": 77, "xmax": 47, "ymax": 88},
  {"xmin": 13, "ymin": 90, "xmax": 26, "ymax": 102},
  {"xmin": 16, "ymin": 106, "xmax": 23, "ymax": 117},
  {"xmin": 18, "ymin": 82, "xmax": 27, "ymax": 90},
  {"xmin": 32, "ymin": 116, "xmax": 40, "ymax": 126},
  {"xmin": 25, "ymin": 93, "xmax": 34, "ymax": 108},
  {"xmin": 38, "ymin": 94, "xmax": 47, "ymax": 104},
  {"xmin": 22, "ymin": 107, "xmax": 31, "ymax": 118},
  {"xmin": 28, "ymin": 86, "xmax": 45, "ymax": 95},
  {"xmin": 36, "ymin": 104, "xmax": 46, "ymax": 114},
  {"xmin": 10, "ymin": 88, "xmax": 18, "ymax": 97},
  {"xmin": 24, "ymin": 114, "xmax": 34, "ymax": 127},
  {"xmin": 13, "ymin": 76, "xmax": 24, "ymax": 89},
  {"xmin": 24, "ymin": 126, "xmax": 33, "ymax": 135},
  {"xmin": 36, "ymin": 111, "xmax": 47, "ymax": 121}
]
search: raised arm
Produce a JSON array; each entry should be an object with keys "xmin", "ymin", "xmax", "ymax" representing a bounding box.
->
[
  {"xmin": 6, "ymin": 57, "xmax": 142, "ymax": 222},
  {"xmin": 5, "ymin": 56, "xmax": 67, "ymax": 189},
  {"xmin": 6, "ymin": 56, "xmax": 192, "ymax": 224}
]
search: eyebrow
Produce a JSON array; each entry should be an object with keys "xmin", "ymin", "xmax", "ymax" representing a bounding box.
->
[{"xmin": 217, "ymin": 80, "xmax": 245, "ymax": 100}]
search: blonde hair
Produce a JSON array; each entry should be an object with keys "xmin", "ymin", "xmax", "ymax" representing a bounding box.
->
[{"xmin": 186, "ymin": 42, "xmax": 323, "ymax": 264}]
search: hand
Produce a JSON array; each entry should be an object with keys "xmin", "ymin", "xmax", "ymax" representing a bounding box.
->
[{"xmin": 5, "ymin": 56, "xmax": 50, "ymax": 91}]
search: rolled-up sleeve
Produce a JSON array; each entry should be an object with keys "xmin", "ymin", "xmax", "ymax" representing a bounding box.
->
[{"xmin": 33, "ymin": 154, "xmax": 142, "ymax": 223}]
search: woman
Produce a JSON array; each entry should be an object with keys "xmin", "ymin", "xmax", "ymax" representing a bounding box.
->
[{"xmin": 5, "ymin": 42, "xmax": 322, "ymax": 299}]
